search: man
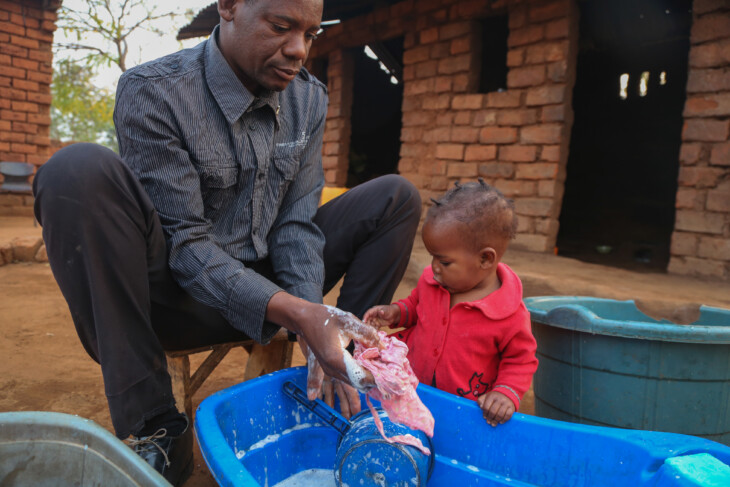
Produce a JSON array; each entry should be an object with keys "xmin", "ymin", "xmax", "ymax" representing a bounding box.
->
[{"xmin": 33, "ymin": 0, "xmax": 420, "ymax": 485}]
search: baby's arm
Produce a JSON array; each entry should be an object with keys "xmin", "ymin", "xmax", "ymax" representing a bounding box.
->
[{"xmin": 363, "ymin": 304, "xmax": 401, "ymax": 328}]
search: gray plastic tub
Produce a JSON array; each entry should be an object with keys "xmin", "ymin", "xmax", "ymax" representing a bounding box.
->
[{"xmin": 0, "ymin": 411, "xmax": 170, "ymax": 486}]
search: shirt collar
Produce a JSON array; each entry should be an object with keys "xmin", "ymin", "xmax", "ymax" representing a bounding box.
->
[
  {"xmin": 205, "ymin": 26, "xmax": 280, "ymax": 126},
  {"xmin": 424, "ymin": 263, "xmax": 523, "ymax": 320}
]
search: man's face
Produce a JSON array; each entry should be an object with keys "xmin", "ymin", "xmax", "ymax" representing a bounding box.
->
[{"xmin": 219, "ymin": 0, "xmax": 323, "ymax": 94}]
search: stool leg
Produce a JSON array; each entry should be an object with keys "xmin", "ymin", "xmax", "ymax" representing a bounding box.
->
[
  {"xmin": 167, "ymin": 355, "xmax": 192, "ymax": 419},
  {"xmin": 244, "ymin": 341, "xmax": 293, "ymax": 381}
]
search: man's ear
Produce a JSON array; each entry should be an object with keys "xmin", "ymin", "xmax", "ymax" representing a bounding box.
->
[
  {"xmin": 480, "ymin": 247, "xmax": 497, "ymax": 269},
  {"xmin": 218, "ymin": 0, "xmax": 237, "ymax": 22}
]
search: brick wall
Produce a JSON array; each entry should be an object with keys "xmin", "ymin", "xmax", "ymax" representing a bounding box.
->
[
  {"xmin": 0, "ymin": 0, "xmax": 58, "ymax": 215},
  {"xmin": 310, "ymin": 0, "xmax": 578, "ymax": 253},
  {"xmin": 668, "ymin": 0, "xmax": 730, "ymax": 280}
]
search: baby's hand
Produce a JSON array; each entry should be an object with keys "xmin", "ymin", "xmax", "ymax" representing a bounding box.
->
[
  {"xmin": 363, "ymin": 304, "xmax": 400, "ymax": 329},
  {"xmin": 478, "ymin": 390, "xmax": 516, "ymax": 427}
]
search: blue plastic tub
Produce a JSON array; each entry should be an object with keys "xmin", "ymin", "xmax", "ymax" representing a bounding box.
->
[
  {"xmin": 525, "ymin": 296, "xmax": 730, "ymax": 446},
  {"xmin": 195, "ymin": 366, "xmax": 730, "ymax": 487}
]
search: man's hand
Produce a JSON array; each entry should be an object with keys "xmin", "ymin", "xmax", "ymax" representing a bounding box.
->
[
  {"xmin": 363, "ymin": 304, "xmax": 401, "ymax": 329},
  {"xmin": 267, "ymin": 292, "xmax": 379, "ymax": 394},
  {"xmin": 478, "ymin": 390, "xmax": 516, "ymax": 427}
]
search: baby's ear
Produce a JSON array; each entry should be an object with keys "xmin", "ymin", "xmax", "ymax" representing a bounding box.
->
[{"xmin": 479, "ymin": 247, "xmax": 497, "ymax": 269}]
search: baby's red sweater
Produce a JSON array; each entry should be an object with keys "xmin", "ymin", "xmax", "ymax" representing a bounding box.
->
[{"xmin": 392, "ymin": 263, "xmax": 538, "ymax": 410}]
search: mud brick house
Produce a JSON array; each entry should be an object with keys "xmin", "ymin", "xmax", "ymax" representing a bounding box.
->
[
  {"xmin": 0, "ymin": 0, "xmax": 60, "ymax": 216},
  {"xmin": 179, "ymin": 0, "xmax": 730, "ymax": 280}
]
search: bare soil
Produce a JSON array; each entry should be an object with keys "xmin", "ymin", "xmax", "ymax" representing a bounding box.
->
[{"xmin": 2, "ymin": 216, "xmax": 729, "ymax": 486}]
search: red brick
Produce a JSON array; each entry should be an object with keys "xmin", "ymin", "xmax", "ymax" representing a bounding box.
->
[
  {"xmin": 698, "ymin": 236, "xmax": 730, "ymax": 261},
  {"xmin": 473, "ymin": 109, "xmax": 497, "ymax": 126},
  {"xmin": 679, "ymin": 143, "xmax": 703, "ymax": 164},
  {"xmin": 420, "ymin": 27, "xmax": 439, "ymax": 44},
  {"xmin": 507, "ymin": 65, "xmax": 545, "ymax": 88},
  {"xmin": 422, "ymin": 93, "xmax": 450, "ymax": 110},
  {"xmin": 691, "ymin": 11, "xmax": 730, "ymax": 44},
  {"xmin": 678, "ymin": 166, "xmax": 725, "ymax": 188},
  {"xmin": 446, "ymin": 162, "xmax": 478, "ymax": 177},
  {"xmin": 404, "ymin": 78, "xmax": 433, "ymax": 96},
  {"xmin": 499, "ymin": 144, "xmax": 537, "ymax": 162},
  {"xmin": 479, "ymin": 126, "xmax": 518, "ymax": 144},
  {"xmin": 466, "ymin": 145, "xmax": 498, "ymax": 162},
  {"xmin": 452, "ymin": 94, "xmax": 483, "ymax": 109},
  {"xmin": 436, "ymin": 143, "xmax": 465, "ymax": 160},
  {"xmin": 0, "ymin": 86, "xmax": 25, "ymax": 100},
  {"xmin": 541, "ymin": 145, "xmax": 561, "ymax": 162},
  {"xmin": 404, "ymin": 45, "xmax": 430, "ymax": 65},
  {"xmin": 0, "ymin": 98, "xmax": 9, "ymax": 109},
  {"xmin": 10, "ymin": 142, "xmax": 36, "ymax": 154},
  {"xmin": 541, "ymin": 104, "xmax": 565, "ymax": 122},
  {"xmin": 486, "ymin": 91, "xmax": 521, "ymax": 108},
  {"xmin": 497, "ymin": 108, "xmax": 538, "ymax": 126},
  {"xmin": 423, "ymin": 127, "xmax": 451, "ymax": 143},
  {"xmin": 10, "ymin": 34, "xmax": 38, "ymax": 49},
  {"xmin": 513, "ymin": 233, "xmax": 552, "ymax": 252},
  {"xmin": 508, "ymin": 25, "xmax": 544, "ymax": 47},
  {"xmin": 450, "ymin": 36, "xmax": 471, "ymax": 55},
  {"xmin": 674, "ymin": 209, "xmax": 725, "ymax": 234},
  {"xmin": 453, "ymin": 111, "xmax": 472, "ymax": 125},
  {"xmin": 0, "ymin": 109, "xmax": 25, "ymax": 121},
  {"xmin": 439, "ymin": 22, "xmax": 471, "ymax": 41},
  {"xmin": 515, "ymin": 197, "xmax": 553, "ymax": 217},
  {"xmin": 434, "ymin": 76, "xmax": 453, "ymax": 92},
  {"xmin": 675, "ymin": 187, "xmax": 703, "ymax": 209},
  {"xmin": 0, "ymin": 130, "xmax": 24, "ymax": 142},
  {"xmin": 0, "ymin": 20, "xmax": 24, "ymax": 36},
  {"xmin": 27, "ymin": 113, "xmax": 50, "ymax": 125},
  {"xmin": 668, "ymin": 256, "xmax": 727, "ymax": 279},
  {"xmin": 515, "ymin": 162, "xmax": 558, "ymax": 179},
  {"xmin": 689, "ymin": 39, "xmax": 730, "ymax": 69},
  {"xmin": 687, "ymin": 68, "xmax": 730, "ymax": 93},
  {"xmin": 0, "ymin": 41, "xmax": 26, "ymax": 58},
  {"xmin": 525, "ymin": 41, "xmax": 569, "ymax": 64},
  {"xmin": 10, "ymin": 12, "xmax": 38, "ymax": 29},
  {"xmin": 538, "ymin": 180, "xmax": 556, "ymax": 197},
  {"xmin": 26, "ymin": 71, "xmax": 51, "ymax": 85},
  {"xmin": 2, "ymin": 65, "xmax": 24, "ymax": 79},
  {"xmin": 430, "ymin": 175, "xmax": 450, "ymax": 191},
  {"xmin": 27, "ymin": 48, "xmax": 53, "ymax": 63},
  {"xmin": 430, "ymin": 42, "xmax": 451, "ymax": 60},
  {"xmin": 415, "ymin": 60, "xmax": 438, "ymax": 78},
  {"xmin": 683, "ymin": 119, "xmax": 730, "ymax": 142},
  {"xmin": 494, "ymin": 179, "xmax": 537, "ymax": 197},
  {"xmin": 0, "ymin": 52, "xmax": 9, "ymax": 65},
  {"xmin": 12, "ymin": 56, "xmax": 38, "ymax": 71},
  {"xmin": 670, "ymin": 232, "xmax": 698, "ymax": 256},
  {"xmin": 40, "ymin": 20, "xmax": 56, "ymax": 32},
  {"xmin": 521, "ymin": 124, "xmax": 562, "ymax": 144},
  {"xmin": 436, "ymin": 112, "xmax": 455, "ymax": 125},
  {"xmin": 546, "ymin": 60, "xmax": 568, "ymax": 82},
  {"xmin": 684, "ymin": 93, "xmax": 730, "ymax": 117},
  {"xmin": 710, "ymin": 142, "xmax": 730, "ymax": 166},
  {"xmin": 451, "ymin": 127, "xmax": 479, "ymax": 143},
  {"xmin": 437, "ymin": 54, "xmax": 471, "ymax": 74},
  {"xmin": 706, "ymin": 189, "xmax": 730, "ymax": 212},
  {"xmin": 507, "ymin": 48, "xmax": 524, "ymax": 67},
  {"xmin": 525, "ymin": 85, "xmax": 565, "ymax": 106},
  {"xmin": 509, "ymin": 8, "xmax": 527, "ymax": 29},
  {"xmin": 545, "ymin": 18, "xmax": 569, "ymax": 40}
]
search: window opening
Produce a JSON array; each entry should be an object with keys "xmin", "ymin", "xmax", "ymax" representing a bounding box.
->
[{"xmin": 478, "ymin": 15, "xmax": 509, "ymax": 93}]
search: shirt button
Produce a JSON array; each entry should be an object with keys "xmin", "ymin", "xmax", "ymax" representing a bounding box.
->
[
  {"xmin": 257, "ymin": 172, "xmax": 264, "ymax": 180},
  {"xmin": 249, "ymin": 124, "xmax": 256, "ymax": 131}
]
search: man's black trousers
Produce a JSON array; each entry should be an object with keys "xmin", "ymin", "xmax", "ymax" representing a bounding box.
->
[{"xmin": 33, "ymin": 143, "xmax": 421, "ymax": 438}]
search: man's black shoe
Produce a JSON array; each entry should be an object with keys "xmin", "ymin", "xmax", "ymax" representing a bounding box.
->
[{"xmin": 129, "ymin": 416, "xmax": 194, "ymax": 486}]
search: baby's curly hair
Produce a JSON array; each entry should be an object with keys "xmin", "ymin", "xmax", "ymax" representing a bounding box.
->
[{"xmin": 425, "ymin": 178, "xmax": 517, "ymax": 253}]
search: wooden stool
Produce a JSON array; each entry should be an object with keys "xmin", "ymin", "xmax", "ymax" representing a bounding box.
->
[{"xmin": 165, "ymin": 329, "xmax": 293, "ymax": 419}]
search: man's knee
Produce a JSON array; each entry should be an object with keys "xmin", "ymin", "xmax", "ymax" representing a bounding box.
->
[
  {"xmin": 377, "ymin": 174, "xmax": 422, "ymax": 220},
  {"xmin": 35, "ymin": 143, "xmax": 125, "ymax": 200}
]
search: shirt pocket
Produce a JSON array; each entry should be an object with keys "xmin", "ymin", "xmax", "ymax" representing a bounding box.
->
[
  {"xmin": 195, "ymin": 158, "xmax": 239, "ymax": 216},
  {"xmin": 272, "ymin": 155, "xmax": 299, "ymax": 207}
]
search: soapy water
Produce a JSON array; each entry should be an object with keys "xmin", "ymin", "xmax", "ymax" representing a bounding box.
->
[{"xmin": 272, "ymin": 468, "xmax": 337, "ymax": 487}]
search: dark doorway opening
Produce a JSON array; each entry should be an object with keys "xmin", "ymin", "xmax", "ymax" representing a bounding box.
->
[
  {"xmin": 557, "ymin": 0, "xmax": 692, "ymax": 271},
  {"xmin": 347, "ymin": 37, "xmax": 404, "ymax": 187}
]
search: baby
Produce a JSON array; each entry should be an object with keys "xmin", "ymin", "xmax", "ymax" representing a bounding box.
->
[{"xmin": 364, "ymin": 179, "xmax": 538, "ymax": 427}]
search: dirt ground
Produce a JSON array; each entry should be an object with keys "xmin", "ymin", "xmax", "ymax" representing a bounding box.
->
[{"xmin": 2, "ymin": 216, "xmax": 729, "ymax": 486}]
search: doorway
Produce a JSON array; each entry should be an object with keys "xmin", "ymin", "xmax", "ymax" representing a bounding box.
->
[
  {"xmin": 557, "ymin": 0, "xmax": 693, "ymax": 271},
  {"xmin": 347, "ymin": 37, "xmax": 404, "ymax": 187}
]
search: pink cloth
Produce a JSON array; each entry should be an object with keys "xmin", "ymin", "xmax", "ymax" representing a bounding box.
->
[{"xmin": 354, "ymin": 331, "xmax": 435, "ymax": 453}]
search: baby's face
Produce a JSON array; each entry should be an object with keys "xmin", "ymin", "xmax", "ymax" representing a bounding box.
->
[{"xmin": 422, "ymin": 219, "xmax": 490, "ymax": 295}]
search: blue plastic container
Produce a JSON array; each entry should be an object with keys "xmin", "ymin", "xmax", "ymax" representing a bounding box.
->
[
  {"xmin": 195, "ymin": 366, "xmax": 730, "ymax": 487},
  {"xmin": 525, "ymin": 296, "xmax": 730, "ymax": 446}
]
